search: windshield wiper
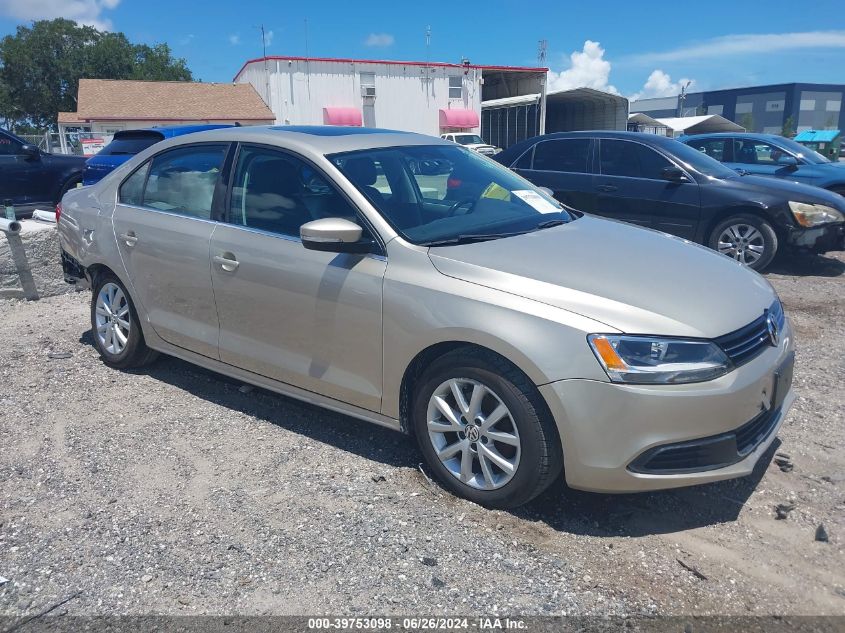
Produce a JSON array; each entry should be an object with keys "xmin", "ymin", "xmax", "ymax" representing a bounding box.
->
[
  {"xmin": 422, "ymin": 231, "xmax": 530, "ymax": 247},
  {"xmin": 535, "ymin": 219, "xmax": 568, "ymax": 230},
  {"xmin": 735, "ymin": 168, "xmax": 750, "ymax": 176}
]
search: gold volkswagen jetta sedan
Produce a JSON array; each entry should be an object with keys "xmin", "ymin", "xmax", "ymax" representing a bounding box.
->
[{"xmin": 58, "ymin": 126, "xmax": 794, "ymax": 509}]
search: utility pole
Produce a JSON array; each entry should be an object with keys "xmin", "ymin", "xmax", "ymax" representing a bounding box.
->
[
  {"xmin": 259, "ymin": 24, "xmax": 270, "ymax": 105},
  {"xmin": 677, "ymin": 80, "xmax": 692, "ymax": 117},
  {"xmin": 538, "ymin": 39, "xmax": 547, "ymax": 67}
]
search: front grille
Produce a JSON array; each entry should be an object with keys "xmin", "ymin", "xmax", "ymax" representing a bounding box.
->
[
  {"xmin": 629, "ymin": 406, "xmax": 781, "ymax": 475},
  {"xmin": 715, "ymin": 300, "xmax": 785, "ymax": 366}
]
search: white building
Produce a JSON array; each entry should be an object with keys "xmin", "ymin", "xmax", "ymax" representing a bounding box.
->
[
  {"xmin": 234, "ymin": 56, "xmax": 549, "ymax": 142},
  {"xmin": 234, "ymin": 55, "xmax": 629, "ymax": 149}
]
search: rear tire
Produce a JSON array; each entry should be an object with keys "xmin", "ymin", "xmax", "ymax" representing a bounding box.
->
[
  {"xmin": 90, "ymin": 273, "xmax": 158, "ymax": 369},
  {"xmin": 708, "ymin": 213, "xmax": 778, "ymax": 271},
  {"xmin": 413, "ymin": 348, "xmax": 562, "ymax": 509}
]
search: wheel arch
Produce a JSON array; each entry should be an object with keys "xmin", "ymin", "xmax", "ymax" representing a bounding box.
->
[
  {"xmin": 397, "ymin": 340, "xmax": 548, "ymax": 435},
  {"xmin": 703, "ymin": 204, "xmax": 783, "ymax": 244}
]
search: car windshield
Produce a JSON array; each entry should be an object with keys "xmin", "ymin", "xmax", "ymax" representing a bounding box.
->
[
  {"xmin": 670, "ymin": 140, "xmax": 741, "ymax": 179},
  {"xmin": 773, "ymin": 136, "xmax": 831, "ymax": 164},
  {"xmin": 99, "ymin": 133, "xmax": 164, "ymax": 156},
  {"xmin": 454, "ymin": 135, "xmax": 485, "ymax": 145},
  {"xmin": 330, "ymin": 145, "xmax": 573, "ymax": 246}
]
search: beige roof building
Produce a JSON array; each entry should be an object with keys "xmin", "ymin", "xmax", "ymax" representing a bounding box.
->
[{"xmin": 57, "ymin": 79, "xmax": 275, "ymax": 151}]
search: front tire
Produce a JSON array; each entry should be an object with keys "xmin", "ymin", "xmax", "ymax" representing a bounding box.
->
[
  {"xmin": 413, "ymin": 348, "xmax": 562, "ymax": 509},
  {"xmin": 91, "ymin": 273, "xmax": 157, "ymax": 369},
  {"xmin": 708, "ymin": 213, "xmax": 778, "ymax": 271}
]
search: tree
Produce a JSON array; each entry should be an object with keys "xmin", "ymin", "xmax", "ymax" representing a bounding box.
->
[
  {"xmin": 0, "ymin": 19, "xmax": 192, "ymax": 130},
  {"xmin": 738, "ymin": 113, "xmax": 755, "ymax": 133},
  {"xmin": 781, "ymin": 116, "xmax": 796, "ymax": 138}
]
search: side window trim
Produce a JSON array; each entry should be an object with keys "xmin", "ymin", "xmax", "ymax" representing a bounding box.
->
[{"xmin": 224, "ymin": 142, "xmax": 385, "ymax": 256}]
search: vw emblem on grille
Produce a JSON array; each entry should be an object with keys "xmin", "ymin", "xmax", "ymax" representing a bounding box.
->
[{"xmin": 766, "ymin": 314, "xmax": 779, "ymax": 347}]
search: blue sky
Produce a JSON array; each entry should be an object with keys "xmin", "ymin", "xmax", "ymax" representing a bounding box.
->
[{"xmin": 2, "ymin": 0, "xmax": 845, "ymax": 98}]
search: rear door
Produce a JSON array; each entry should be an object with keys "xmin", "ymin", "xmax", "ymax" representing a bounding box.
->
[
  {"xmin": 112, "ymin": 143, "xmax": 229, "ymax": 359},
  {"xmin": 510, "ymin": 137, "xmax": 595, "ymax": 211},
  {"xmin": 595, "ymin": 138, "xmax": 700, "ymax": 239}
]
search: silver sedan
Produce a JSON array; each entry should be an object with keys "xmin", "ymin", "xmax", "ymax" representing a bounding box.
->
[{"xmin": 58, "ymin": 126, "xmax": 794, "ymax": 508}]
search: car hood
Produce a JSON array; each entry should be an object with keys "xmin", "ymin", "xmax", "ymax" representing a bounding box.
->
[
  {"xmin": 428, "ymin": 215, "xmax": 776, "ymax": 338},
  {"xmin": 732, "ymin": 174, "xmax": 845, "ymax": 208}
]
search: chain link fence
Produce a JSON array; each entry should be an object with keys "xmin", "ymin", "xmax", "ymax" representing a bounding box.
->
[{"xmin": 15, "ymin": 131, "xmax": 106, "ymax": 155}]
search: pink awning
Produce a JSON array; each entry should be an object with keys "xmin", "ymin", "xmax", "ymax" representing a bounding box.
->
[
  {"xmin": 439, "ymin": 108, "xmax": 479, "ymax": 128},
  {"xmin": 323, "ymin": 107, "xmax": 363, "ymax": 126}
]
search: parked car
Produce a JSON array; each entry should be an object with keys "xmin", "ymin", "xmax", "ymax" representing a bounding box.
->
[
  {"xmin": 0, "ymin": 128, "xmax": 86, "ymax": 217},
  {"xmin": 82, "ymin": 125, "xmax": 234, "ymax": 185},
  {"xmin": 60, "ymin": 126, "xmax": 795, "ymax": 509},
  {"xmin": 495, "ymin": 131, "xmax": 845, "ymax": 270},
  {"xmin": 440, "ymin": 132, "xmax": 501, "ymax": 156},
  {"xmin": 680, "ymin": 132, "xmax": 845, "ymax": 196}
]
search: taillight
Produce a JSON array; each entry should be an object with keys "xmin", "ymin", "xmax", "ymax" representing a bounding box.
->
[{"xmin": 55, "ymin": 202, "xmax": 62, "ymax": 224}]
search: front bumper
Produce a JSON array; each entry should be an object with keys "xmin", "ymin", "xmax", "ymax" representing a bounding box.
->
[
  {"xmin": 539, "ymin": 318, "xmax": 795, "ymax": 493},
  {"xmin": 785, "ymin": 222, "xmax": 845, "ymax": 253}
]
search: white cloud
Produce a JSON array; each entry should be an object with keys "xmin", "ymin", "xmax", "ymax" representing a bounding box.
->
[
  {"xmin": 365, "ymin": 32, "xmax": 394, "ymax": 48},
  {"xmin": 228, "ymin": 33, "xmax": 240, "ymax": 45},
  {"xmin": 630, "ymin": 70, "xmax": 695, "ymax": 101},
  {"xmin": 179, "ymin": 33, "xmax": 195, "ymax": 46},
  {"xmin": 629, "ymin": 30, "xmax": 845, "ymax": 64},
  {"xmin": 0, "ymin": 0, "xmax": 121, "ymax": 30},
  {"xmin": 547, "ymin": 40, "xmax": 618, "ymax": 94},
  {"xmin": 263, "ymin": 29, "xmax": 274, "ymax": 47}
]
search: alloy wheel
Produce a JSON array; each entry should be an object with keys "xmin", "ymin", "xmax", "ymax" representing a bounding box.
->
[
  {"xmin": 717, "ymin": 223, "xmax": 765, "ymax": 266},
  {"xmin": 426, "ymin": 378, "xmax": 521, "ymax": 490},
  {"xmin": 95, "ymin": 282, "xmax": 130, "ymax": 355}
]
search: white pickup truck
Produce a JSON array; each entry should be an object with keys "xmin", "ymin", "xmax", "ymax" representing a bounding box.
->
[{"xmin": 440, "ymin": 133, "xmax": 501, "ymax": 156}]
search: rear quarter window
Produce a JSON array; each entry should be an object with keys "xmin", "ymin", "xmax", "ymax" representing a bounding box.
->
[{"xmin": 118, "ymin": 162, "xmax": 150, "ymax": 206}]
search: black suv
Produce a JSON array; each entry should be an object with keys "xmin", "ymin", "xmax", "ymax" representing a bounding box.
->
[
  {"xmin": 0, "ymin": 128, "xmax": 87, "ymax": 217},
  {"xmin": 495, "ymin": 131, "xmax": 845, "ymax": 270}
]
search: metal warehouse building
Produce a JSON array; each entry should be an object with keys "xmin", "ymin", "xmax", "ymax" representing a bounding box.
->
[
  {"xmin": 631, "ymin": 82, "xmax": 845, "ymax": 135},
  {"xmin": 234, "ymin": 56, "xmax": 628, "ymax": 148}
]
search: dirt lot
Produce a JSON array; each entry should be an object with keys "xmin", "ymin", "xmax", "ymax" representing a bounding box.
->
[{"xmin": 0, "ymin": 248, "xmax": 843, "ymax": 620}]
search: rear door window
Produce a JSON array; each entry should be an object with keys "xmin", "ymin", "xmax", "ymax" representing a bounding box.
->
[
  {"xmin": 600, "ymin": 139, "xmax": 673, "ymax": 179},
  {"xmin": 686, "ymin": 138, "xmax": 732, "ymax": 162},
  {"xmin": 141, "ymin": 144, "xmax": 228, "ymax": 219},
  {"xmin": 531, "ymin": 138, "xmax": 591, "ymax": 173}
]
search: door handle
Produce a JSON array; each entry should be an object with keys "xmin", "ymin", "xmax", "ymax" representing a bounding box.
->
[
  {"xmin": 595, "ymin": 184, "xmax": 618, "ymax": 192},
  {"xmin": 213, "ymin": 254, "xmax": 239, "ymax": 272},
  {"xmin": 118, "ymin": 231, "xmax": 137, "ymax": 246}
]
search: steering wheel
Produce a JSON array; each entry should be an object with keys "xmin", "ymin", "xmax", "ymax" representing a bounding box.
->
[{"xmin": 447, "ymin": 197, "xmax": 477, "ymax": 217}]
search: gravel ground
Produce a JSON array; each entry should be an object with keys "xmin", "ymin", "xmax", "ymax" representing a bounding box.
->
[{"xmin": 0, "ymin": 250, "xmax": 843, "ymax": 620}]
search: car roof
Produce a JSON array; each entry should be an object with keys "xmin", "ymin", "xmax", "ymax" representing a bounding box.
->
[
  {"xmin": 681, "ymin": 132, "xmax": 783, "ymax": 141},
  {"xmin": 155, "ymin": 125, "xmax": 451, "ymax": 155},
  {"xmin": 495, "ymin": 130, "xmax": 682, "ymax": 163},
  {"xmin": 113, "ymin": 124, "xmax": 233, "ymax": 140}
]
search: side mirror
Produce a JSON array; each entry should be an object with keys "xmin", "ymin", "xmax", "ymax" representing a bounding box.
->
[
  {"xmin": 777, "ymin": 155, "xmax": 798, "ymax": 168},
  {"xmin": 20, "ymin": 144, "xmax": 40, "ymax": 159},
  {"xmin": 661, "ymin": 166, "xmax": 690, "ymax": 183},
  {"xmin": 300, "ymin": 217, "xmax": 371, "ymax": 253}
]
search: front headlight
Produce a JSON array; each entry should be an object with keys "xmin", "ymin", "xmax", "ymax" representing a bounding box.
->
[
  {"xmin": 788, "ymin": 201, "xmax": 844, "ymax": 227},
  {"xmin": 588, "ymin": 334, "xmax": 732, "ymax": 384}
]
